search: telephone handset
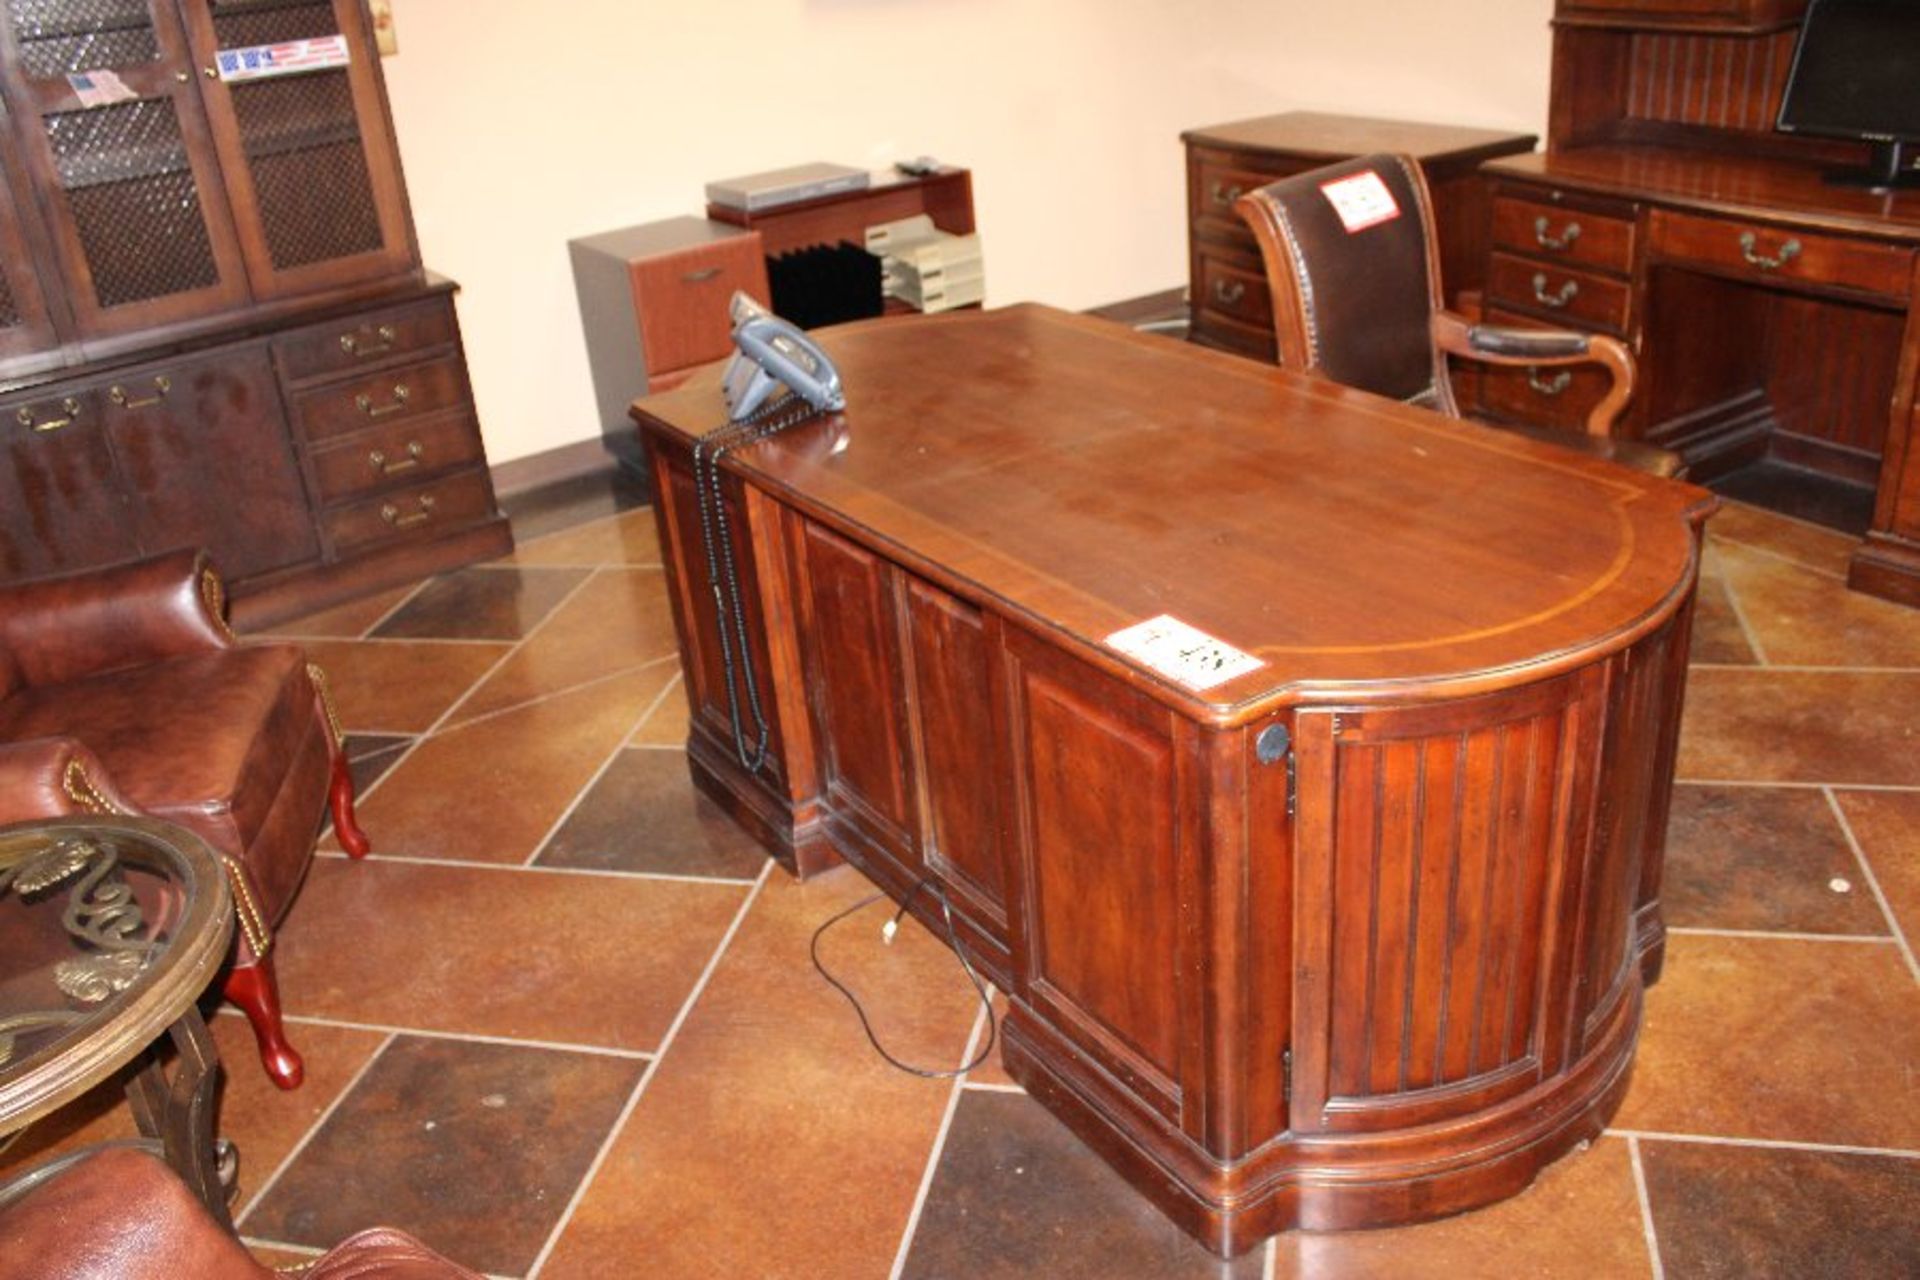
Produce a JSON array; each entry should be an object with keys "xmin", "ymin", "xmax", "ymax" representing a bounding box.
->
[
  {"xmin": 722, "ymin": 292, "xmax": 845, "ymax": 422},
  {"xmin": 698, "ymin": 294, "xmax": 845, "ymax": 774}
]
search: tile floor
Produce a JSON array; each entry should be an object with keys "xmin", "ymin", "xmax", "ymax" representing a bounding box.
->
[{"xmin": 4, "ymin": 495, "xmax": 1917, "ymax": 1279}]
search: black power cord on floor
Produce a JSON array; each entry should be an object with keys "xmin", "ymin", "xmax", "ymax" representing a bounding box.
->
[{"xmin": 809, "ymin": 875, "xmax": 998, "ymax": 1079}]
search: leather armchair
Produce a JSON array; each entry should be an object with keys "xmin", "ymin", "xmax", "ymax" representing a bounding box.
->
[
  {"xmin": 1235, "ymin": 152, "xmax": 1684, "ymax": 477},
  {"xmin": 0, "ymin": 550, "xmax": 368, "ymax": 1090},
  {"xmin": 0, "ymin": 1147, "xmax": 478, "ymax": 1279}
]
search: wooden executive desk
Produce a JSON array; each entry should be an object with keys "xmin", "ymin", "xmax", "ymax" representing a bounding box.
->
[{"xmin": 635, "ymin": 306, "xmax": 1714, "ymax": 1255}]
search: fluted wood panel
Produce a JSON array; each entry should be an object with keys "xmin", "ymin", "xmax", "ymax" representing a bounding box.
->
[
  {"xmin": 1764, "ymin": 293, "xmax": 1904, "ymax": 457},
  {"xmin": 1625, "ymin": 30, "xmax": 1797, "ymax": 131}
]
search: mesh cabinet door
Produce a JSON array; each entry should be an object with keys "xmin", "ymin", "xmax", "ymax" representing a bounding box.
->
[
  {"xmin": 181, "ymin": 0, "xmax": 415, "ymax": 299},
  {"xmin": 0, "ymin": 0, "xmax": 250, "ymax": 337}
]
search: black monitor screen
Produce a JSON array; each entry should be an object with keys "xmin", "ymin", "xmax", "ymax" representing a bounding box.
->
[{"xmin": 1778, "ymin": 0, "xmax": 1920, "ymax": 143}]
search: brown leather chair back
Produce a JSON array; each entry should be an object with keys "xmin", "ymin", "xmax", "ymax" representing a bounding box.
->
[{"xmin": 1235, "ymin": 153, "xmax": 1454, "ymax": 412}]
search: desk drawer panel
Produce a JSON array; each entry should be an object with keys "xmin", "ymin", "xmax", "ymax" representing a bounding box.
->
[
  {"xmin": 309, "ymin": 412, "xmax": 485, "ymax": 504},
  {"xmin": 323, "ymin": 468, "xmax": 494, "ymax": 552},
  {"xmin": 1194, "ymin": 253, "xmax": 1272, "ymax": 331},
  {"xmin": 1476, "ymin": 310, "xmax": 1613, "ymax": 432},
  {"xmin": 1485, "ymin": 252, "xmax": 1632, "ymax": 334},
  {"xmin": 291, "ymin": 356, "xmax": 468, "ymax": 444},
  {"xmin": 276, "ymin": 299, "xmax": 458, "ymax": 383},
  {"xmin": 1491, "ymin": 195, "xmax": 1636, "ymax": 276},
  {"xmin": 1190, "ymin": 150, "xmax": 1310, "ymax": 246},
  {"xmin": 1649, "ymin": 209, "xmax": 1914, "ymax": 301}
]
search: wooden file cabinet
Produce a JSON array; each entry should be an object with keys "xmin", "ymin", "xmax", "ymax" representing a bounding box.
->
[{"xmin": 1180, "ymin": 113, "xmax": 1536, "ymax": 362}]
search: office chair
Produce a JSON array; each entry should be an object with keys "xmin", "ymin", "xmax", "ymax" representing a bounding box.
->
[{"xmin": 1235, "ymin": 152, "xmax": 1682, "ymax": 477}]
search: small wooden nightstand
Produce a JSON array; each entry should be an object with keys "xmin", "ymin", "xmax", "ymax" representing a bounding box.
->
[{"xmin": 1180, "ymin": 112, "xmax": 1537, "ymax": 362}]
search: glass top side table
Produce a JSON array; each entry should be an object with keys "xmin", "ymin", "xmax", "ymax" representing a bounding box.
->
[{"xmin": 0, "ymin": 817, "xmax": 235, "ymax": 1226}]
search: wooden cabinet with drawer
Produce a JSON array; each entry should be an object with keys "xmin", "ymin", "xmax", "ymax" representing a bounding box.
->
[{"xmin": 1180, "ymin": 113, "xmax": 1536, "ymax": 363}]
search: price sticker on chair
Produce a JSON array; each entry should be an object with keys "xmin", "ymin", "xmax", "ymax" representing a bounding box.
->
[
  {"xmin": 1319, "ymin": 170, "xmax": 1401, "ymax": 233},
  {"xmin": 1106, "ymin": 615, "xmax": 1264, "ymax": 692}
]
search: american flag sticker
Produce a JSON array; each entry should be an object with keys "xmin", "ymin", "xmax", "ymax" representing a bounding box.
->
[{"xmin": 215, "ymin": 35, "xmax": 351, "ymax": 83}]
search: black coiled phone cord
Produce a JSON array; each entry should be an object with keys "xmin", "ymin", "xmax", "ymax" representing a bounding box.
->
[{"xmin": 690, "ymin": 393, "xmax": 824, "ymax": 773}]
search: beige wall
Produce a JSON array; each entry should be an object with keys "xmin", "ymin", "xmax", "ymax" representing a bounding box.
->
[{"xmin": 380, "ymin": 1, "xmax": 1554, "ymax": 467}]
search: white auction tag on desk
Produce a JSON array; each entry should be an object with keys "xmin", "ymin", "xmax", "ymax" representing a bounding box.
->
[
  {"xmin": 1320, "ymin": 170, "xmax": 1401, "ymax": 233},
  {"xmin": 1105, "ymin": 615, "xmax": 1264, "ymax": 692},
  {"xmin": 215, "ymin": 35, "xmax": 350, "ymax": 82}
]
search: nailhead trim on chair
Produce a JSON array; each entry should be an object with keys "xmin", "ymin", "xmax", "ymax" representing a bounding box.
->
[
  {"xmin": 306, "ymin": 662, "xmax": 345, "ymax": 749},
  {"xmin": 197, "ymin": 559, "xmax": 237, "ymax": 643},
  {"xmin": 62, "ymin": 756, "xmax": 273, "ymax": 958}
]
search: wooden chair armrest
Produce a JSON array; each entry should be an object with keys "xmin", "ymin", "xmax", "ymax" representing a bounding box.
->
[
  {"xmin": 1431, "ymin": 313, "xmax": 1635, "ymax": 438},
  {"xmin": 0, "ymin": 550, "xmax": 237, "ymax": 690}
]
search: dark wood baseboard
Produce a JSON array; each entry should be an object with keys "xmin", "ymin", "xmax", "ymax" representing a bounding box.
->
[{"xmin": 490, "ymin": 434, "xmax": 625, "ymax": 498}]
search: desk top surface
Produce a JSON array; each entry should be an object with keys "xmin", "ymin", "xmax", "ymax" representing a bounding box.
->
[
  {"xmin": 637, "ymin": 306, "xmax": 1713, "ymax": 717},
  {"xmin": 1181, "ymin": 111, "xmax": 1536, "ymax": 166},
  {"xmin": 1487, "ymin": 146, "xmax": 1920, "ymax": 241}
]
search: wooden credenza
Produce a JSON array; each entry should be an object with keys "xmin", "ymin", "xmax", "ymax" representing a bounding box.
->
[
  {"xmin": 1180, "ymin": 113, "xmax": 1536, "ymax": 362},
  {"xmin": 1478, "ymin": 0, "xmax": 1920, "ymax": 606},
  {"xmin": 0, "ymin": 0, "xmax": 506, "ymax": 623},
  {"xmin": 636, "ymin": 305, "xmax": 1714, "ymax": 1256}
]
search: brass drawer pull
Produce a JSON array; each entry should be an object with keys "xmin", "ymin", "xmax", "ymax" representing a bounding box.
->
[
  {"xmin": 15, "ymin": 397, "xmax": 80, "ymax": 433},
  {"xmin": 355, "ymin": 384, "xmax": 411, "ymax": 418},
  {"xmin": 1212, "ymin": 278, "xmax": 1246, "ymax": 307},
  {"xmin": 681, "ymin": 266, "xmax": 722, "ymax": 283},
  {"xmin": 1530, "ymin": 273, "xmax": 1579, "ymax": 309},
  {"xmin": 1210, "ymin": 180, "xmax": 1244, "ymax": 207},
  {"xmin": 340, "ymin": 324, "xmax": 398, "ymax": 359},
  {"xmin": 109, "ymin": 375, "xmax": 171, "ymax": 409},
  {"xmin": 380, "ymin": 494, "xmax": 436, "ymax": 529},
  {"xmin": 1527, "ymin": 369, "xmax": 1573, "ymax": 396},
  {"xmin": 1533, "ymin": 216, "xmax": 1582, "ymax": 252},
  {"xmin": 368, "ymin": 440, "xmax": 426, "ymax": 475},
  {"xmin": 1738, "ymin": 231, "xmax": 1801, "ymax": 271}
]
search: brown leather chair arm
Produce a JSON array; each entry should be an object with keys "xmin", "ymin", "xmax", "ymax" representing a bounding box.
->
[
  {"xmin": 0, "ymin": 549, "xmax": 237, "ymax": 691},
  {"xmin": 1432, "ymin": 311, "xmax": 1635, "ymax": 438},
  {"xmin": 0, "ymin": 1148, "xmax": 265, "ymax": 1280},
  {"xmin": 302, "ymin": 1227, "xmax": 485, "ymax": 1279},
  {"xmin": 0, "ymin": 736, "xmax": 139, "ymax": 825}
]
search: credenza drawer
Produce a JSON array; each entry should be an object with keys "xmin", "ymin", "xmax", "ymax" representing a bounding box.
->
[
  {"xmin": 1485, "ymin": 251, "xmax": 1633, "ymax": 334},
  {"xmin": 1190, "ymin": 150, "xmax": 1311, "ymax": 247},
  {"xmin": 1476, "ymin": 309, "xmax": 1615, "ymax": 432},
  {"xmin": 1194, "ymin": 253, "xmax": 1272, "ymax": 331},
  {"xmin": 309, "ymin": 412, "xmax": 486, "ymax": 504},
  {"xmin": 1648, "ymin": 209, "xmax": 1915, "ymax": 301},
  {"xmin": 1491, "ymin": 194, "xmax": 1636, "ymax": 276},
  {"xmin": 291, "ymin": 355, "xmax": 468, "ymax": 444},
  {"xmin": 275, "ymin": 298, "xmax": 458, "ymax": 383},
  {"xmin": 323, "ymin": 468, "xmax": 495, "ymax": 552}
]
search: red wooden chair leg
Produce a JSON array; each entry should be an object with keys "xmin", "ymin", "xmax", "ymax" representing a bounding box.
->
[
  {"xmin": 224, "ymin": 956, "xmax": 304, "ymax": 1091},
  {"xmin": 329, "ymin": 752, "xmax": 371, "ymax": 859}
]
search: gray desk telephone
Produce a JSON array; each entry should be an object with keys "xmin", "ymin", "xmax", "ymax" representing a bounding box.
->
[{"xmin": 722, "ymin": 292, "xmax": 845, "ymax": 422}]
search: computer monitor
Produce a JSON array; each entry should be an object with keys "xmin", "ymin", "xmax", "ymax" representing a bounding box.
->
[{"xmin": 1777, "ymin": 0, "xmax": 1920, "ymax": 191}]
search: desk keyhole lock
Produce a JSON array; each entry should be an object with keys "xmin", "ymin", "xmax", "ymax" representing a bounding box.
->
[{"xmin": 1256, "ymin": 723, "xmax": 1297, "ymax": 816}]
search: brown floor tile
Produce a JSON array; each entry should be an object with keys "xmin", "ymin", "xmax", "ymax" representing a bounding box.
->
[
  {"xmin": 1676, "ymin": 669, "xmax": 1920, "ymax": 785},
  {"xmin": 344, "ymin": 733, "xmax": 412, "ymax": 796},
  {"xmin": 302, "ymin": 639, "xmax": 508, "ymax": 735},
  {"xmin": 246, "ymin": 584, "xmax": 419, "ymax": 640},
  {"xmin": 627, "ymin": 674, "xmax": 687, "ymax": 747},
  {"xmin": 445, "ymin": 569, "xmax": 680, "ymax": 725},
  {"xmin": 539, "ymin": 865, "xmax": 981, "ymax": 1280},
  {"xmin": 538, "ymin": 748, "xmax": 766, "ymax": 879},
  {"xmin": 272, "ymin": 857, "xmax": 744, "ymax": 1052},
  {"xmin": 1714, "ymin": 540, "xmax": 1920, "ymax": 668},
  {"xmin": 1663, "ymin": 785, "xmax": 1888, "ymax": 934},
  {"xmin": 500, "ymin": 469, "xmax": 648, "ymax": 543},
  {"xmin": 240, "ymin": 1036, "xmax": 643, "ymax": 1277},
  {"xmin": 1615, "ymin": 934, "xmax": 1920, "ymax": 1149},
  {"xmin": 1833, "ymin": 789, "xmax": 1920, "ymax": 950},
  {"xmin": 349, "ymin": 664, "xmax": 673, "ymax": 863},
  {"xmin": 0, "ymin": 1017, "xmax": 385, "ymax": 1214},
  {"xmin": 372, "ymin": 566, "xmax": 590, "ymax": 641},
  {"xmin": 1271, "ymin": 1137, "xmax": 1649, "ymax": 1280},
  {"xmin": 1640, "ymin": 1139, "xmax": 1920, "ymax": 1279},
  {"xmin": 904, "ymin": 1088, "xmax": 1264, "ymax": 1280},
  {"xmin": 1689, "ymin": 568, "xmax": 1757, "ymax": 666},
  {"xmin": 507, "ymin": 509, "xmax": 662, "ymax": 568},
  {"xmin": 1707, "ymin": 502, "xmax": 1858, "ymax": 579},
  {"xmin": 245, "ymin": 1241, "xmax": 323, "ymax": 1268}
]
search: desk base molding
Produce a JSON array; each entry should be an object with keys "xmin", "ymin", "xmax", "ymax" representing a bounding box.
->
[{"xmin": 1848, "ymin": 534, "xmax": 1920, "ymax": 609}]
